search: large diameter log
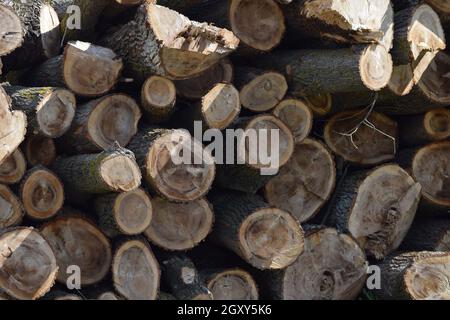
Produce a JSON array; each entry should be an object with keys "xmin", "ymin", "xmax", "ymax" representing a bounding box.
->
[
  {"xmin": 52, "ymin": 146, "xmax": 142, "ymax": 194},
  {"xmin": 0, "ymin": 3, "xmax": 23, "ymax": 56},
  {"xmin": 112, "ymin": 238, "xmax": 160, "ymax": 300},
  {"xmin": 61, "ymin": 94, "xmax": 141, "ymax": 154},
  {"xmin": 401, "ymin": 218, "xmax": 450, "ymax": 252},
  {"xmin": 264, "ymin": 138, "xmax": 336, "ymax": 223},
  {"xmin": 208, "ymin": 192, "xmax": 304, "ymax": 270},
  {"xmin": 27, "ymin": 41, "xmax": 123, "ymax": 97},
  {"xmin": 1, "ymin": 84, "xmax": 76, "ymax": 138},
  {"xmin": 375, "ymin": 251, "xmax": 450, "ymax": 300},
  {"xmin": 256, "ymin": 227, "xmax": 367, "ymax": 300},
  {"xmin": 94, "ymin": 188, "xmax": 153, "ymax": 238},
  {"xmin": 41, "ymin": 215, "xmax": 112, "ymax": 286},
  {"xmin": 0, "ymin": 184, "xmax": 24, "ymax": 228},
  {"xmin": 144, "ymin": 197, "xmax": 214, "ymax": 251},
  {"xmin": 272, "ymin": 99, "xmax": 313, "ymax": 142},
  {"xmin": 141, "ymin": 76, "xmax": 176, "ymax": 124},
  {"xmin": 100, "ymin": 3, "xmax": 239, "ymax": 82},
  {"xmin": 127, "ymin": 128, "xmax": 215, "ymax": 202},
  {"xmin": 0, "ymin": 149, "xmax": 26, "ymax": 184},
  {"xmin": 0, "ymin": 227, "xmax": 58, "ymax": 300},
  {"xmin": 23, "ymin": 135, "xmax": 57, "ymax": 167},
  {"xmin": 328, "ymin": 164, "xmax": 422, "ymax": 260}
]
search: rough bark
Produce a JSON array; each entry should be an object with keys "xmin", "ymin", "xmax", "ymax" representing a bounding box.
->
[
  {"xmin": 401, "ymin": 218, "xmax": 450, "ymax": 252},
  {"xmin": 0, "ymin": 149, "xmax": 26, "ymax": 184}
]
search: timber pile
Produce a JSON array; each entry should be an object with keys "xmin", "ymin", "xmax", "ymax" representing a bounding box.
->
[{"xmin": 0, "ymin": 0, "xmax": 449, "ymax": 301}]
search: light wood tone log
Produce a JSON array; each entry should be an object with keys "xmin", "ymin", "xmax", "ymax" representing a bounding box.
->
[
  {"xmin": 0, "ymin": 3, "xmax": 23, "ymax": 56},
  {"xmin": 27, "ymin": 41, "xmax": 123, "ymax": 97},
  {"xmin": 0, "ymin": 227, "xmax": 58, "ymax": 300},
  {"xmin": 23, "ymin": 135, "xmax": 57, "ymax": 167},
  {"xmin": 0, "ymin": 149, "xmax": 26, "ymax": 184},
  {"xmin": 208, "ymin": 191, "xmax": 304, "ymax": 270},
  {"xmin": 41, "ymin": 215, "xmax": 112, "ymax": 286},
  {"xmin": 141, "ymin": 76, "xmax": 176, "ymax": 124},
  {"xmin": 264, "ymin": 138, "xmax": 336, "ymax": 223},
  {"xmin": 0, "ymin": 184, "xmax": 24, "ymax": 228},
  {"xmin": 112, "ymin": 238, "xmax": 160, "ymax": 300},
  {"xmin": 272, "ymin": 99, "xmax": 313, "ymax": 142},
  {"xmin": 329, "ymin": 164, "xmax": 422, "ymax": 260},
  {"xmin": 144, "ymin": 197, "xmax": 213, "ymax": 251},
  {"xmin": 401, "ymin": 218, "xmax": 450, "ymax": 252},
  {"xmin": 100, "ymin": 3, "xmax": 239, "ymax": 82}
]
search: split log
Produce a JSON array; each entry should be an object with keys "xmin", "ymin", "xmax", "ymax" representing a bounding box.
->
[
  {"xmin": 23, "ymin": 135, "xmax": 57, "ymax": 167},
  {"xmin": 0, "ymin": 227, "xmax": 58, "ymax": 300},
  {"xmin": 328, "ymin": 164, "xmax": 422, "ymax": 259},
  {"xmin": 208, "ymin": 191, "xmax": 304, "ymax": 270},
  {"xmin": 93, "ymin": 188, "xmax": 153, "ymax": 238},
  {"xmin": 264, "ymin": 138, "xmax": 336, "ymax": 223},
  {"xmin": 53, "ymin": 146, "xmax": 142, "ymax": 194},
  {"xmin": 200, "ymin": 268, "xmax": 259, "ymax": 300},
  {"xmin": 19, "ymin": 166, "xmax": 64, "ymax": 220},
  {"xmin": 100, "ymin": 3, "xmax": 239, "ymax": 82},
  {"xmin": 324, "ymin": 110, "xmax": 398, "ymax": 166},
  {"xmin": 141, "ymin": 76, "xmax": 176, "ymax": 124},
  {"xmin": 0, "ymin": 149, "xmax": 26, "ymax": 184},
  {"xmin": 272, "ymin": 99, "xmax": 313, "ymax": 142},
  {"xmin": 401, "ymin": 218, "xmax": 450, "ymax": 252},
  {"xmin": 0, "ymin": 184, "xmax": 24, "ymax": 228},
  {"xmin": 27, "ymin": 41, "xmax": 123, "ymax": 97},
  {"xmin": 1, "ymin": 84, "xmax": 76, "ymax": 138},
  {"xmin": 127, "ymin": 128, "xmax": 215, "ymax": 202},
  {"xmin": 375, "ymin": 251, "xmax": 450, "ymax": 300},
  {"xmin": 256, "ymin": 227, "xmax": 367, "ymax": 300},
  {"xmin": 0, "ymin": 3, "xmax": 23, "ymax": 57},
  {"xmin": 112, "ymin": 238, "xmax": 160, "ymax": 300},
  {"xmin": 41, "ymin": 215, "xmax": 112, "ymax": 286},
  {"xmin": 144, "ymin": 197, "xmax": 214, "ymax": 251},
  {"xmin": 61, "ymin": 94, "xmax": 141, "ymax": 154}
]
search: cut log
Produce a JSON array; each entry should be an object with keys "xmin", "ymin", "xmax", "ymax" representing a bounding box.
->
[
  {"xmin": 53, "ymin": 146, "xmax": 142, "ymax": 194},
  {"xmin": 200, "ymin": 268, "xmax": 259, "ymax": 300},
  {"xmin": 272, "ymin": 99, "xmax": 313, "ymax": 142},
  {"xmin": 144, "ymin": 197, "xmax": 214, "ymax": 251},
  {"xmin": 0, "ymin": 227, "xmax": 58, "ymax": 300},
  {"xmin": 41, "ymin": 215, "xmax": 112, "ymax": 286},
  {"xmin": 97, "ymin": 291, "xmax": 122, "ymax": 300},
  {"xmin": 100, "ymin": 3, "xmax": 239, "ymax": 82},
  {"xmin": 0, "ymin": 149, "xmax": 26, "ymax": 184},
  {"xmin": 328, "ymin": 164, "xmax": 422, "ymax": 259},
  {"xmin": 141, "ymin": 76, "xmax": 176, "ymax": 124},
  {"xmin": 0, "ymin": 0, "xmax": 61, "ymax": 70},
  {"xmin": 20, "ymin": 166, "xmax": 64, "ymax": 221},
  {"xmin": 23, "ymin": 135, "xmax": 57, "ymax": 167},
  {"xmin": 234, "ymin": 67, "xmax": 287, "ymax": 112},
  {"xmin": 375, "ymin": 251, "xmax": 450, "ymax": 300},
  {"xmin": 0, "ymin": 184, "xmax": 24, "ymax": 228},
  {"xmin": 61, "ymin": 94, "xmax": 141, "ymax": 154},
  {"xmin": 94, "ymin": 188, "xmax": 153, "ymax": 238},
  {"xmin": 256, "ymin": 227, "xmax": 367, "ymax": 300},
  {"xmin": 303, "ymin": 93, "xmax": 332, "ymax": 117},
  {"xmin": 0, "ymin": 3, "xmax": 23, "ymax": 57},
  {"xmin": 425, "ymin": 0, "xmax": 450, "ymax": 22},
  {"xmin": 208, "ymin": 192, "xmax": 304, "ymax": 270},
  {"xmin": 112, "ymin": 238, "xmax": 160, "ymax": 300},
  {"xmin": 401, "ymin": 218, "xmax": 450, "ymax": 251},
  {"xmin": 127, "ymin": 128, "xmax": 215, "ymax": 202},
  {"xmin": 175, "ymin": 58, "xmax": 234, "ymax": 100},
  {"xmin": 324, "ymin": 110, "xmax": 398, "ymax": 166},
  {"xmin": 264, "ymin": 138, "xmax": 336, "ymax": 223},
  {"xmin": 27, "ymin": 41, "xmax": 123, "ymax": 97}
]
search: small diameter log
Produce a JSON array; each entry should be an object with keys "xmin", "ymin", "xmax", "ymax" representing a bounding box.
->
[
  {"xmin": 401, "ymin": 218, "xmax": 450, "ymax": 252},
  {"xmin": 19, "ymin": 166, "xmax": 64, "ymax": 220},
  {"xmin": 0, "ymin": 149, "xmax": 26, "ymax": 184},
  {"xmin": 53, "ymin": 146, "xmax": 142, "ymax": 194},
  {"xmin": 328, "ymin": 164, "xmax": 422, "ymax": 260},
  {"xmin": 0, "ymin": 184, "xmax": 24, "ymax": 228},
  {"xmin": 256, "ymin": 227, "xmax": 367, "ymax": 300},
  {"xmin": 141, "ymin": 76, "xmax": 176, "ymax": 124},
  {"xmin": 200, "ymin": 268, "xmax": 259, "ymax": 300},
  {"xmin": 0, "ymin": 3, "xmax": 23, "ymax": 56},
  {"xmin": 398, "ymin": 108, "xmax": 450, "ymax": 148},
  {"xmin": 234, "ymin": 67, "xmax": 287, "ymax": 112},
  {"xmin": 100, "ymin": 3, "xmax": 239, "ymax": 82},
  {"xmin": 0, "ymin": 227, "xmax": 58, "ymax": 300},
  {"xmin": 375, "ymin": 251, "xmax": 450, "ymax": 300},
  {"xmin": 324, "ymin": 110, "xmax": 398, "ymax": 166},
  {"xmin": 208, "ymin": 192, "xmax": 304, "ymax": 270},
  {"xmin": 61, "ymin": 94, "xmax": 141, "ymax": 154},
  {"xmin": 41, "ymin": 215, "xmax": 112, "ymax": 286},
  {"xmin": 264, "ymin": 138, "xmax": 336, "ymax": 223},
  {"xmin": 144, "ymin": 197, "xmax": 214, "ymax": 251},
  {"xmin": 23, "ymin": 135, "xmax": 57, "ymax": 167},
  {"xmin": 0, "ymin": 0, "xmax": 61, "ymax": 70},
  {"xmin": 94, "ymin": 188, "xmax": 153, "ymax": 238},
  {"xmin": 253, "ymin": 45, "xmax": 393, "ymax": 96},
  {"xmin": 272, "ymin": 99, "xmax": 313, "ymax": 142},
  {"xmin": 303, "ymin": 93, "xmax": 333, "ymax": 117},
  {"xmin": 127, "ymin": 128, "xmax": 215, "ymax": 202},
  {"xmin": 27, "ymin": 41, "xmax": 123, "ymax": 98},
  {"xmin": 1, "ymin": 85, "xmax": 76, "ymax": 138},
  {"xmin": 175, "ymin": 58, "xmax": 234, "ymax": 100},
  {"xmin": 112, "ymin": 238, "xmax": 160, "ymax": 300},
  {"xmin": 160, "ymin": 253, "xmax": 212, "ymax": 300}
]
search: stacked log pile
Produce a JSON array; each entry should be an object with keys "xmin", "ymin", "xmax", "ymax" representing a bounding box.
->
[{"xmin": 0, "ymin": 0, "xmax": 449, "ymax": 300}]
